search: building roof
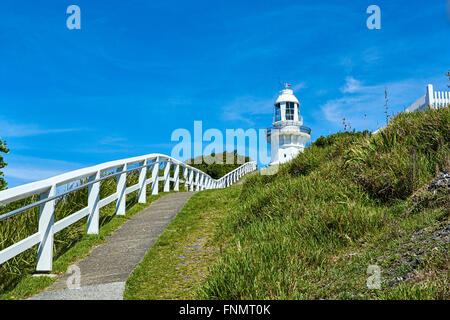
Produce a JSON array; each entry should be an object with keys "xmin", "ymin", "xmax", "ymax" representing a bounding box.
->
[{"xmin": 275, "ymin": 89, "xmax": 300, "ymax": 104}]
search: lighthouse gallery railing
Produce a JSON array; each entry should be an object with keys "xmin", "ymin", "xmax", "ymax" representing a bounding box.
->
[{"xmin": 266, "ymin": 124, "xmax": 311, "ymax": 137}]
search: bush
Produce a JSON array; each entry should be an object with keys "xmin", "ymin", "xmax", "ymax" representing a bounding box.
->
[
  {"xmin": 0, "ymin": 138, "xmax": 9, "ymax": 191},
  {"xmin": 344, "ymin": 108, "xmax": 449, "ymax": 202},
  {"xmin": 186, "ymin": 150, "xmax": 250, "ymax": 179}
]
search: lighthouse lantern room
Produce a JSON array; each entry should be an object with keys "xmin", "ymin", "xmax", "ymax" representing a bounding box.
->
[{"xmin": 266, "ymin": 83, "xmax": 311, "ymax": 165}]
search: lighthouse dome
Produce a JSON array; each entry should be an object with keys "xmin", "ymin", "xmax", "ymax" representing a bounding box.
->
[{"xmin": 275, "ymin": 88, "xmax": 299, "ymax": 104}]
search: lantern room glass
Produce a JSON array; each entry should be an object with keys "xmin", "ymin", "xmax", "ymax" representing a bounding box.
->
[
  {"xmin": 286, "ymin": 102, "xmax": 295, "ymax": 120},
  {"xmin": 274, "ymin": 103, "xmax": 281, "ymax": 122}
]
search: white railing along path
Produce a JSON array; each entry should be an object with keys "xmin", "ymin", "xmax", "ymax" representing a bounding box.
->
[{"xmin": 0, "ymin": 153, "xmax": 257, "ymax": 271}]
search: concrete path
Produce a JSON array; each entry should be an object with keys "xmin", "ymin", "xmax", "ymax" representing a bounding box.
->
[{"xmin": 30, "ymin": 192, "xmax": 194, "ymax": 300}]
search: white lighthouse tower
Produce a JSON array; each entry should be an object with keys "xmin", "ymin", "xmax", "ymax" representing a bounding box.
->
[{"xmin": 266, "ymin": 83, "xmax": 311, "ymax": 165}]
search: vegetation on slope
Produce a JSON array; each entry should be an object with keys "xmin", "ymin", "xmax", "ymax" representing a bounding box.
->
[
  {"xmin": 196, "ymin": 107, "xmax": 449, "ymax": 299},
  {"xmin": 2, "ymin": 107, "xmax": 448, "ymax": 300},
  {"xmin": 186, "ymin": 151, "xmax": 251, "ymax": 179},
  {"xmin": 0, "ymin": 138, "xmax": 8, "ymax": 190},
  {"xmin": 125, "ymin": 187, "xmax": 239, "ymax": 299}
]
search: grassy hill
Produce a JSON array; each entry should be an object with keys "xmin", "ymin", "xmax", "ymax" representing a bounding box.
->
[
  {"xmin": 2, "ymin": 108, "xmax": 447, "ymax": 300},
  {"xmin": 199, "ymin": 106, "xmax": 449, "ymax": 299},
  {"xmin": 126, "ymin": 106, "xmax": 449, "ymax": 300}
]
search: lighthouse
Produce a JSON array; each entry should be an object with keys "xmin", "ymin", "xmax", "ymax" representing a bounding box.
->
[{"xmin": 266, "ymin": 83, "xmax": 311, "ymax": 165}]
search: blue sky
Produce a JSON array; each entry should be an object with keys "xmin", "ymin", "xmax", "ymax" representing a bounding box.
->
[{"xmin": 1, "ymin": 0, "xmax": 449, "ymax": 187}]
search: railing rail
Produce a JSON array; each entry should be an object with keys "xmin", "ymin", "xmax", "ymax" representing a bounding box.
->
[
  {"xmin": 0, "ymin": 160, "xmax": 164, "ymax": 222},
  {"xmin": 266, "ymin": 125, "xmax": 311, "ymax": 137},
  {"xmin": 0, "ymin": 153, "xmax": 257, "ymax": 271}
]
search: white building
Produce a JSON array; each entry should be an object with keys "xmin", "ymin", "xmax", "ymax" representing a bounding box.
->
[
  {"xmin": 404, "ymin": 84, "xmax": 449, "ymax": 113},
  {"xmin": 266, "ymin": 84, "xmax": 311, "ymax": 165},
  {"xmin": 373, "ymin": 84, "xmax": 449, "ymax": 134}
]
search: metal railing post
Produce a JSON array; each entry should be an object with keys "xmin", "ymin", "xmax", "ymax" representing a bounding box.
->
[
  {"xmin": 195, "ymin": 172, "xmax": 200, "ymax": 191},
  {"xmin": 189, "ymin": 169, "xmax": 194, "ymax": 191},
  {"xmin": 36, "ymin": 185, "xmax": 56, "ymax": 271},
  {"xmin": 426, "ymin": 84, "xmax": 434, "ymax": 108},
  {"xmin": 183, "ymin": 167, "xmax": 188, "ymax": 190},
  {"xmin": 116, "ymin": 164, "xmax": 127, "ymax": 216},
  {"xmin": 87, "ymin": 171, "xmax": 100, "ymax": 234},
  {"xmin": 163, "ymin": 160, "xmax": 171, "ymax": 192},
  {"xmin": 138, "ymin": 159, "xmax": 148, "ymax": 204},
  {"xmin": 151, "ymin": 157, "xmax": 160, "ymax": 195},
  {"xmin": 173, "ymin": 164, "xmax": 180, "ymax": 191},
  {"xmin": 200, "ymin": 174, "xmax": 204, "ymax": 191}
]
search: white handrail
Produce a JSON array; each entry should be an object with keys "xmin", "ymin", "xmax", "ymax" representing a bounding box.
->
[{"xmin": 0, "ymin": 153, "xmax": 257, "ymax": 271}]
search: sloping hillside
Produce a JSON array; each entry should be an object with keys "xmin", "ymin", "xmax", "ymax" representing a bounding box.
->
[
  {"xmin": 124, "ymin": 107, "xmax": 448, "ymax": 300},
  {"xmin": 198, "ymin": 107, "xmax": 449, "ymax": 299}
]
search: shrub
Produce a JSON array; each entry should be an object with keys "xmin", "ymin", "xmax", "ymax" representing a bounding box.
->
[
  {"xmin": 0, "ymin": 138, "xmax": 9, "ymax": 190},
  {"xmin": 344, "ymin": 107, "xmax": 449, "ymax": 202},
  {"xmin": 186, "ymin": 150, "xmax": 250, "ymax": 179}
]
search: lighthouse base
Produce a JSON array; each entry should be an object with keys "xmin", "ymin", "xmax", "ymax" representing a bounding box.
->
[{"xmin": 270, "ymin": 145, "xmax": 305, "ymax": 166}]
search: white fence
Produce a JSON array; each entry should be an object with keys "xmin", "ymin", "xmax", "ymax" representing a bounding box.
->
[
  {"xmin": 404, "ymin": 84, "xmax": 450, "ymax": 113},
  {"xmin": 373, "ymin": 84, "xmax": 449, "ymax": 134},
  {"xmin": 0, "ymin": 153, "xmax": 257, "ymax": 271}
]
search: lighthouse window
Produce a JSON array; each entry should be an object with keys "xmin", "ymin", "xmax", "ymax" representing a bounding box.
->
[
  {"xmin": 274, "ymin": 103, "xmax": 281, "ymax": 121},
  {"xmin": 286, "ymin": 102, "xmax": 295, "ymax": 120}
]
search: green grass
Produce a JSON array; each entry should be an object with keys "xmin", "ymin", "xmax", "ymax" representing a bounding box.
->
[
  {"xmin": 197, "ymin": 107, "xmax": 449, "ymax": 299},
  {"xmin": 125, "ymin": 107, "xmax": 448, "ymax": 300},
  {"xmin": 124, "ymin": 187, "xmax": 240, "ymax": 299},
  {"xmin": 0, "ymin": 275, "xmax": 55, "ymax": 300},
  {"xmin": 3, "ymin": 107, "xmax": 447, "ymax": 300}
]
